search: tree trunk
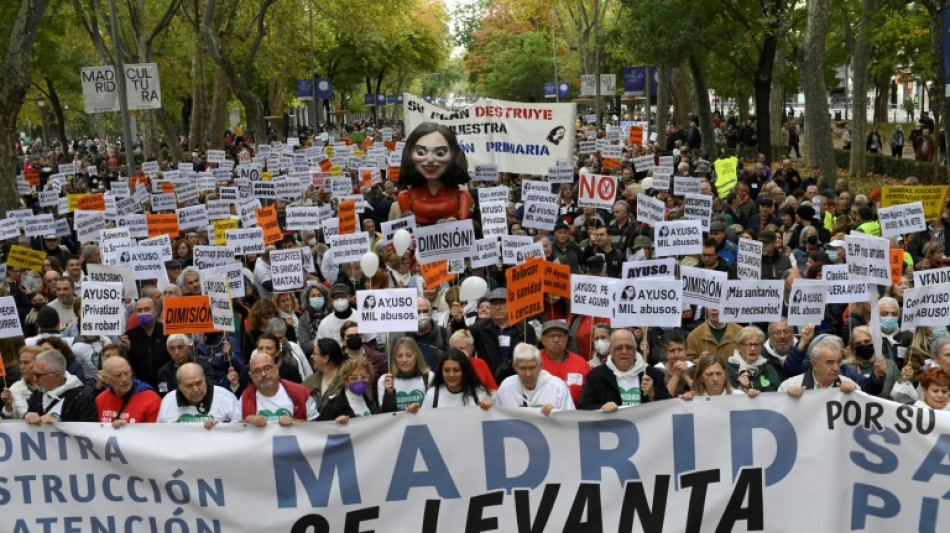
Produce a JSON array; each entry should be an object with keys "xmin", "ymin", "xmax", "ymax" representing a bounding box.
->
[
  {"xmin": 688, "ymin": 54, "xmax": 717, "ymax": 159},
  {"xmin": 873, "ymin": 70, "xmax": 891, "ymax": 125},
  {"xmin": 209, "ymin": 66, "xmax": 228, "ymax": 150},
  {"xmin": 798, "ymin": 0, "xmax": 836, "ymax": 186},
  {"xmin": 156, "ymin": 108, "xmax": 182, "ymax": 164},
  {"xmin": 848, "ymin": 0, "xmax": 876, "ymax": 179},
  {"xmin": 770, "ymin": 46, "xmax": 787, "ymax": 149},
  {"xmin": 754, "ymin": 32, "xmax": 778, "ymax": 158},
  {"xmin": 924, "ymin": 1, "xmax": 948, "ymax": 159},
  {"xmin": 737, "ymin": 96, "xmax": 749, "ymax": 126},
  {"xmin": 0, "ymin": 0, "xmax": 51, "ymax": 215},
  {"xmin": 189, "ymin": 36, "xmax": 208, "ymax": 152},
  {"xmin": 671, "ymin": 66, "xmax": 690, "ymax": 126},
  {"xmin": 656, "ymin": 65, "xmax": 670, "ymax": 148}
]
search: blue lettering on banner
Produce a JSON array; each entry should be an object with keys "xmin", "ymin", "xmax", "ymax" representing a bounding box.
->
[
  {"xmin": 482, "ymin": 420, "xmax": 550, "ymax": 494},
  {"xmin": 272, "ymin": 434, "xmax": 361, "ymax": 508},
  {"xmin": 729, "ymin": 410, "xmax": 797, "ymax": 486},
  {"xmin": 578, "ymin": 420, "xmax": 640, "ymax": 485},
  {"xmin": 386, "ymin": 425, "xmax": 459, "ymax": 501}
]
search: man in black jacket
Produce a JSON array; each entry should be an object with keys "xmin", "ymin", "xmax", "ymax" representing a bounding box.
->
[
  {"xmin": 468, "ymin": 288, "xmax": 538, "ymax": 383},
  {"xmin": 577, "ymin": 329, "xmax": 670, "ymax": 411},
  {"xmin": 24, "ymin": 349, "xmax": 97, "ymax": 424}
]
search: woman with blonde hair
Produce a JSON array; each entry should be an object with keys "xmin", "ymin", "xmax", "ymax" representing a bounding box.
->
[
  {"xmin": 378, "ymin": 338, "xmax": 432, "ymax": 413},
  {"xmin": 681, "ymin": 353, "xmax": 760, "ymax": 400}
]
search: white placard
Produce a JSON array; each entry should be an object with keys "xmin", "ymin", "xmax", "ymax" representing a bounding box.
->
[
  {"xmin": 39, "ymin": 190, "xmax": 59, "ymax": 208},
  {"xmin": 479, "ymin": 199, "xmax": 508, "ymax": 238},
  {"xmin": 823, "ymin": 264, "xmax": 871, "ymax": 304},
  {"xmin": 651, "ymin": 171, "xmax": 671, "ymax": 191},
  {"xmin": 284, "ymin": 206, "xmax": 321, "ymax": 231},
  {"xmin": 636, "ymin": 194, "xmax": 666, "ymax": 227},
  {"xmin": 914, "ymin": 266, "xmax": 950, "ymax": 287},
  {"xmin": 355, "ymin": 288, "xmax": 418, "ymax": 334},
  {"xmin": 150, "ymin": 193, "xmax": 177, "ymax": 211},
  {"xmin": 270, "ymin": 248, "xmax": 304, "ymax": 292},
  {"xmin": 193, "ymin": 245, "xmax": 235, "ymax": 271},
  {"xmin": 126, "ymin": 246, "xmax": 167, "ymax": 281},
  {"xmin": 225, "ymin": 228, "xmax": 265, "ymax": 256},
  {"xmin": 117, "ymin": 214, "xmax": 148, "ymax": 238},
  {"xmin": 547, "ymin": 166, "xmax": 574, "ymax": 183},
  {"xmin": 577, "ymin": 174, "xmax": 617, "ymax": 210},
  {"xmin": 787, "ymin": 280, "xmax": 828, "ymax": 327},
  {"xmin": 328, "ymin": 232, "xmax": 372, "ymax": 265},
  {"xmin": 680, "ymin": 265, "xmax": 726, "ymax": 310},
  {"xmin": 85, "ymin": 264, "xmax": 138, "ymax": 299},
  {"xmin": 381, "ymin": 215, "xmax": 416, "ymax": 244},
  {"xmin": 683, "ymin": 193, "xmax": 713, "ymax": 231},
  {"xmin": 80, "ymin": 66, "xmax": 120, "ymax": 113},
  {"xmin": 901, "ymin": 282, "xmax": 950, "ymax": 331},
  {"xmin": 326, "ymin": 177, "xmax": 352, "ymax": 198},
  {"xmin": 673, "ymin": 176, "xmax": 702, "ymax": 196},
  {"xmin": 176, "ymin": 205, "xmax": 209, "ymax": 231},
  {"xmin": 736, "ymin": 238, "xmax": 762, "ymax": 280},
  {"xmin": 621, "ymin": 258, "xmax": 675, "ymax": 280},
  {"xmin": 478, "ymin": 186, "xmax": 510, "ymax": 205},
  {"xmin": 522, "ymin": 202, "xmax": 558, "ymax": 231},
  {"xmin": 845, "ymin": 233, "xmax": 891, "ymax": 285},
  {"xmin": 207, "ymin": 200, "xmax": 232, "ymax": 221},
  {"xmin": 633, "ymin": 155, "xmax": 654, "ymax": 172},
  {"xmin": 0, "ymin": 219, "xmax": 21, "ymax": 240},
  {"xmin": 79, "ymin": 281, "xmax": 125, "ymax": 336},
  {"xmin": 501, "ymin": 235, "xmax": 533, "ymax": 265},
  {"xmin": 252, "ymin": 181, "xmax": 276, "ymax": 200},
  {"xmin": 54, "ymin": 218, "xmax": 71, "ymax": 238},
  {"xmin": 202, "ymin": 272, "xmax": 235, "ymax": 332},
  {"xmin": 0, "ymin": 296, "xmax": 23, "ymax": 339},
  {"xmin": 719, "ymin": 280, "xmax": 784, "ymax": 323},
  {"xmin": 200, "ymin": 264, "xmax": 245, "ymax": 299},
  {"xmin": 472, "ymin": 164, "xmax": 499, "ymax": 182},
  {"xmin": 611, "ymin": 279, "xmax": 682, "ymax": 328},
  {"xmin": 22, "ymin": 214, "xmax": 55, "ymax": 238},
  {"xmin": 654, "ymin": 219, "xmax": 703, "ymax": 257},
  {"xmin": 877, "ymin": 202, "xmax": 927, "ymax": 238},
  {"xmin": 74, "ymin": 210, "xmax": 106, "ymax": 242},
  {"xmin": 115, "ymin": 196, "xmax": 141, "ymax": 216},
  {"xmin": 413, "ymin": 220, "xmax": 476, "ymax": 265},
  {"xmin": 138, "ymin": 234, "xmax": 173, "ymax": 261},
  {"xmin": 471, "ymin": 237, "xmax": 500, "ymax": 269},
  {"xmin": 570, "ymin": 274, "xmax": 615, "ymax": 318}
]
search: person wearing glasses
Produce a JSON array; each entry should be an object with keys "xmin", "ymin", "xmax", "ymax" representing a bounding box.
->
[
  {"xmin": 578, "ymin": 329, "xmax": 669, "ymax": 412},
  {"xmin": 726, "ymin": 326, "xmax": 782, "ymax": 393},
  {"xmin": 24, "ymin": 349, "xmax": 98, "ymax": 424},
  {"xmin": 318, "ymin": 357, "xmax": 379, "ymax": 424},
  {"xmin": 240, "ymin": 348, "xmax": 318, "ymax": 427},
  {"xmin": 538, "ymin": 320, "xmax": 589, "ymax": 406}
]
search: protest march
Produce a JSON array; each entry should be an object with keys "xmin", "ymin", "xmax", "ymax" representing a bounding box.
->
[{"xmin": 1, "ymin": 95, "xmax": 949, "ymax": 531}]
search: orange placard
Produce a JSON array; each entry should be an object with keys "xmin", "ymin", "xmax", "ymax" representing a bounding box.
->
[
  {"xmin": 420, "ymin": 260, "xmax": 454, "ymax": 288},
  {"xmin": 890, "ymin": 249, "xmax": 904, "ymax": 286},
  {"xmin": 506, "ymin": 259, "xmax": 544, "ymax": 324},
  {"xmin": 360, "ymin": 170, "xmax": 374, "ymax": 187},
  {"xmin": 161, "ymin": 182, "xmax": 176, "ymax": 194},
  {"xmin": 362, "ymin": 140, "xmax": 373, "ymax": 150},
  {"xmin": 0, "ymin": 354, "xmax": 5, "ymax": 377},
  {"xmin": 146, "ymin": 213, "xmax": 179, "ymax": 238},
  {"xmin": 163, "ymin": 295, "xmax": 216, "ymax": 334},
  {"xmin": 131, "ymin": 175, "xmax": 149, "ymax": 189},
  {"xmin": 255, "ymin": 205, "xmax": 282, "ymax": 245},
  {"xmin": 76, "ymin": 193, "xmax": 106, "ymax": 211},
  {"xmin": 339, "ymin": 200, "xmax": 357, "ymax": 235},
  {"xmin": 318, "ymin": 158, "xmax": 333, "ymax": 172},
  {"xmin": 628, "ymin": 125, "xmax": 644, "ymax": 145},
  {"xmin": 388, "ymin": 166, "xmax": 400, "ymax": 182},
  {"xmin": 543, "ymin": 260, "xmax": 571, "ymax": 299},
  {"xmin": 384, "ymin": 141, "xmax": 396, "ymax": 152},
  {"xmin": 24, "ymin": 172, "xmax": 40, "ymax": 186}
]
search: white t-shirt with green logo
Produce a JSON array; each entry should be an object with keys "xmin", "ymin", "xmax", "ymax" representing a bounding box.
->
[
  {"xmin": 156, "ymin": 386, "xmax": 243, "ymax": 423},
  {"xmin": 256, "ymin": 386, "xmax": 295, "ymax": 422},
  {"xmin": 616, "ymin": 374, "xmax": 642, "ymax": 406},
  {"xmin": 377, "ymin": 372, "xmax": 433, "ymax": 410}
]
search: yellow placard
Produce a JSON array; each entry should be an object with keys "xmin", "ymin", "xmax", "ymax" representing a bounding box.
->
[
  {"xmin": 331, "ymin": 165, "xmax": 342, "ymax": 176},
  {"xmin": 880, "ymin": 186, "xmax": 950, "ymax": 221},
  {"xmin": 213, "ymin": 219, "xmax": 239, "ymax": 246},
  {"xmin": 326, "ymin": 146, "xmax": 334, "ymax": 157},
  {"xmin": 67, "ymin": 193, "xmax": 88, "ymax": 213},
  {"xmin": 7, "ymin": 245, "xmax": 46, "ymax": 272}
]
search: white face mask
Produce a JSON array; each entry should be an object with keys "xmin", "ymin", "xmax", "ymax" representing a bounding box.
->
[
  {"xmin": 418, "ymin": 313, "xmax": 430, "ymax": 329},
  {"xmin": 333, "ymin": 298, "xmax": 349, "ymax": 312},
  {"xmin": 594, "ymin": 339, "xmax": 611, "ymax": 355}
]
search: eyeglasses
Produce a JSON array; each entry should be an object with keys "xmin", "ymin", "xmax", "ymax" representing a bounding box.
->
[
  {"xmin": 613, "ymin": 344, "xmax": 636, "ymax": 352},
  {"xmin": 249, "ymin": 365, "xmax": 276, "ymax": 377},
  {"xmin": 741, "ymin": 342, "xmax": 763, "ymax": 348},
  {"xmin": 33, "ymin": 370, "xmax": 61, "ymax": 378},
  {"xmin": 543, "ymin": 332, "xmax": 567, "ymax": 339}
]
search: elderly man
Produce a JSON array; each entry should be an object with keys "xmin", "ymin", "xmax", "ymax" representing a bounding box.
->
[
  {"xmin": 578, "ymin": 328, "xmax": 669, "ymax": 411},
  {"xmin": 156, "ymin": 334, "xmax": 215, "ymax": 396},
  {"xmin": 178, "ymin": 266, "xmax": 202, "ymax": 296},
  {"xmin": 495, "ymin": 343, "xmax": 575, "ymax": 415},
  {"xmin": 241, "ymin": 351, "xmax": 318, "ymax": 427},
  {"xmin": 538, "ymin": 320, "xmax": 589, "ymax": 405},
  {"xmin": 778, "ymin": 335, "xmax": 858, "ymax": 395},
  {"xmin": 762, "ymin": 319, "xmax": 807, "ymax": 380},
  {"xmin": 1, "ymin": 347, "xmax": 40, "ymax": 419},
  {"xmin": 686, "ymin": 308, "xmax": 742, "ymax": 363},
  {"xmin": 24, "ymin": 350, "xmax": 98, "ymax": 424},
  {"xmin": 96, "ymin": 356, "xmax": 161, "ymax": 427},
  {"xmin": 469, "ymin": 287, "xmax": 538, "ymax": 383},
  {"xmin": 157, "ymin": 363, "xmax": 242, "ymax": 427},
  {"xmin": 48, "ymin": 276, "xmax": 78, "ymax": 327},
  {"xmin": 120, "ymin": 297, "xmax": 170, "ymax": 389}
]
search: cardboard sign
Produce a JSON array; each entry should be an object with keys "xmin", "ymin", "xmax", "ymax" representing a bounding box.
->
[
  {"xmin": 651, "ymin": 170, "xmax": 672, "ymax": 192},
  {"xmin": 22, "ymin": 214, "xmax": 56, "ymax": 239},
  {"xmin": 680, "ymin": 265, "xmax": 726, "ymax": 310},
  {"xmin": 80, "ymin": 282, "xmax": 125, "ymax": 336},
  {"xmin": 880, "ymin": 186, "xmax": 948, "ymax": 221},
  {"xmin": 478, "ymin": 198, "xmax": 508, "ymax": 238},
  {"xmin": 202, "ymin": 273, "xmax": 235, "ymax": 333},
  {"xmin": 117, "ymin": 214, "xmax": 148, "ymax": 238},
  {"xmin": 506, "ymin": 259, "xmax": 544, "ymax": 324},
  {"xmin": 845, "ymin": 233, "xmax": 891, "ymax": 286},
  {"xmin": 199, "ymin": 263, "xmax": 246, "ymax": 299},
  {"xmin": 381, "ymin": 215, "xmax": 416, "ymax": 244},
  {"xmin": 822, "ymin": 264, "xmax": 870, "ymax": 304},
  {"xmin": 255, "ymin": 205, "xmax": 282, "ymax": 245},
  {"xmin": 0, "ymin": 218, "xmax": 20, "ymax": 240},
  {"xmin": 570, "ymin": 274, "xmax": 615, "ymax": 318},
  {"xmin": 146, "ymin": 213, "xmax": 179, "ymax": 238},
  {"xmin": 633, "ymin": 155, "xmax": 654, "ymax": 172},
  {"xmin": 654, "ymin": 220, "xmax": 703, "ymax": 257},
  {"xmin": 683, "ymin": 193, "xmax": 713, "ymax": 231},
  {"xmin": 85, "ymin": 264, "xmax": 138, "ymax": 300},
  {"xmin": 7, "ymin": 245, "xmax": 45, "ymax": 271},
  {"xmin": 578, "ymin": 174, "xmax": 618, "ymax": 210},
  {"xmin": 327, "ymin": 232, "xmax": 371, "ymax": 265},
  {"xmin": 901, "ymin": 282, "xmax": 950, "ymax": 331},
  {"xmin": 138, "ymin": 234, "xmax": 174, "ymax": 261},
  {"xmin": 177, "ymin": 205, "xmax": 209, "ymax": 231},
  {"xmin": 338, "ymin": 200, "xmax": 357, "ymax": 235},
  {"xmin": 414, "ymin": 220, "xmax": 476, "ymax": 265},
  {"xmin": 628, "ymin": 125, "xmax": 644, "ymax": 146},
  {"xmin": 74, "ymin": 210, "xmax": 106, "ymax": 242},
  {"xmin": 472, "ymin": 164, "xmax": 499, "ymax": 182},
  {"xmin": 787, "ymin": 280, "xmax": 828, "ymax": 327},
  {"xmin": 612, "ymin": 279, "xmax": 682, "ymax": 328},
  {"xmin": 890, "ymin": 249, "xmax": 904, "ymax": 286},
  {"xmin": 420, "ymin": 260, "xmax": 454, "ymax": 288},
  {"xmin": 356, "ymin": 289, "xmax": 417, "ymax": 334},
  {"xmin": 636, "ymin": 194, "xmax": 666, "ymax": 226},
  {"xmin": 207, "ymin": 200, "xmax": 232, "ymax": 221},
  {"xmin": 285, "ymin": 206, "xmax": 323, "ymax": 231},
  {"xmin": 212, "ymin": 219, "xmax": 239, "ymax": 246},
  {"xmin": 150, "ymin": 192, "xmax": 178, "ymax": 212},
  {"xmin": 673, "ymin": 176, "xmax": 702, "ymax": 197},
  {"xmin": 914, "ymin": 266, "xmax": 950, "ymax": 287},
  {"xmin": 270, "ymin": 248, "xmax": 304, "ymax": 292},
  {"xmin": 77, "ymin": 193, "xmax": 106, "ymax": 211},
  {"xmin": 126, "ymin": 246, "xmax": 167, "ymax": 281},
  {"xmin": 522, "ymin": 202, "xmax": 558, "ymax": 231},
  {"xmin": 0, "ymin": 296, "xmax": 24, "ymax": 339},
  {"xmin": 471, "ymin": 238, "xmax": 500, "ymax": 269},
  {"xmin": 736, "ymin": 238, "xmax": 762, "ymax": 280},
  {"xmin": 542, "ymin": 260, "xmax": 571, "ymax": 299},
  {"xmin": 163, "ymin": 295, "xmax": 216, "ymax": 334},
  {"xmin": 878, "ymin": 202, "xmax": 927, "ymax": 238},
  {"xmin": 547, "ymin": 166, "xmax": 574, "ymax": 184},
  {"xmin": 621, "ymin": 258, "xmax": 675, "ymax": 280},
  {"xmin": 719, "ymin": 280, "xmax": 784, "ymax": 323},
  {"xmin": 193, "ymin": 245, "xmax": 235, "ymax": 271},
  {"xmin": 501, "ymin": 235, "xmax": 534, "ymax": 265}
]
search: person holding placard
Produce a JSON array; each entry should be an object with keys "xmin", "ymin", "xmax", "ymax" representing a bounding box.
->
[
  {"xmin": 24, "ymin": 349, "xmax": 98, "ymax": 424},
  {"xmin": 844, "ymin": 326, "xmax": 896, "ymax": 398},
  {"xmin": 1, "ymin": 346, "xmax": 41, "ymax": 419},
  {"xmin": 340, "ymin": 321, "xmax": 387, "ymax": 384},
  {"xmin": 468, "ymin": 288, "xmax": 538, "ymax": 384},
  {"xmin": 538, "ymin": 320, "xmax": 588, "ymax": 406},
  {"xmin": 778, "ymin": 336, "xmax": 859, "ymax": 396},
  {"xmin": 394, "ymin": 123, "xmax": 472, "ymax": 225},
  {"xmin": 303, "ymin": 339, "xmax": 347, "ymax": 411},
  {"xmin": 378, "ymin": 338, "xmax": 433, "ymax": 414},
  {"xmin": 913, "ymin": 368, "xmax": 950, "ymax": 411},
  {"xmin": 241, "ymin": 349, "xmax": 318, "ymax": 427},
  {"xmin": 157, "ymin": 363, "xmax": 243, "ymax": 427},
  {"xmin": 651, "ymin": 330, "xmax": 694, "ymax": 397},
  {"xmin": 97, "ymin": 357, "xmax": 161, "ymax": 427},
  {"xmin": 686, "ymin": 308, "xmax": 742, "ymax": 364}
]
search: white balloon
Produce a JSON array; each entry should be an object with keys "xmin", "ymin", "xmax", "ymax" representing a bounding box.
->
[
  {"xmin": 360, "ymin": 252, "xmax": 379, "ymax": 278},
  {"xmin": 459, "ymin": 276, "xmax": 488, "ymax": 302},
  {"xmin": 393, "ymin": 229, "xmax": 412, "ymax": 256}
]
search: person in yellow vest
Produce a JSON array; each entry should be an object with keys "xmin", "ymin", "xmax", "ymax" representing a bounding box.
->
[{"xmin": 851, "ymin": 204, "xmax": 881, "ymax": 236}]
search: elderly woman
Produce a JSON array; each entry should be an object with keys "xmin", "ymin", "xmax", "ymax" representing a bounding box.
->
[
  {"xmin": 273, "ymin": 292, "xmax": 300, "ymax": 343},
  {"xmin": 893, "ymin": 334, "xmax": 950, "ymax": 404},
  {"xmin": 303, "ymin": 338, "xmax": 347, "ymax": 411},
  {"xmin": 683, "ymin": 353, "xmax": 760, "ymax": 400},
  {"xmin": 726, "ymin": 326, "xmax": 782, "ymax": 393},
  {"xmin": 421, "ymin": 350, "xmax": 492, "ymax": 409},
  {"xmin": 297, "ymin": 284, "xmax": 330, "ymax": 356},
  {"xmin": 378, "ymin": 338, "xmax": 432, "ymax": 413},
  {"xmin": 317, "ymin": 357, "xmax": 379, "ymax": 424},
  {"xmin": 914, "ymin": 368, "xmax": 950, "ymax": 410},
  {"xmin": 495, "ymin": 343, "xmax": 575, "ymax": 415},
  {"xmin": 844, "ymin": 326, "xmax": 896, "ymax": 398}
]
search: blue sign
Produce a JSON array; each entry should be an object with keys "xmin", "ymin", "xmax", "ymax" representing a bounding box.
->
[
  {"xmin": 364, "ymin": 93, "xmax": 376, "ymax": 106},
  {"xmin": 376, "ymin": 93, "xmax": 386, "ymax": 105},
  {"xmin": 296, "ymin": 79, "xmax": 314, "ymax": 100},
  {"xmin": 623, "ymin": 67, "xmax": 658, "ymax": 95},
  {"xmin": 316, "ymin": 79, "xmax": 333, "ymax": 100},
  {"xmin": 558, "ymin": 82, "xmax": 570, "ymax": 98},
  {"xmin": 387, "ymin": 94, "xmax": 395, "ymax": 105},
  {"xmin": 396, "ymin": 94, "xmax": 404, "ymax": 105},
  {"xmin": 424, "ymin": 96, "xmax": 433, "ymax": 103},
  {"xmin": 544, "ymin": 82, "xmax": 556, "ymax": 98}
]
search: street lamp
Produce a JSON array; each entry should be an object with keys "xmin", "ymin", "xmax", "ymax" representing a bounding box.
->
[{"xmin": 36, "ymin": 96, "xmax": 48, "ymax": 149}]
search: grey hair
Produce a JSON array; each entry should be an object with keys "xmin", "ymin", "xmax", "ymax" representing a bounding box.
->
[
  {"xmin": 735, "ymin": 326, "xmax": 766, "ymax": 346},
  {"xmin": 512, "ymin": 342, "xmax": 541, "ymax": 366},
  {"xmin": 166, "ymin": 333, "xmax": 193, "ymax": 348},
  {"xmin": 177, "ymin": 266, "xmax": 201, "ymax": 289},
  {"xmin": 265, "ymin": 317, "xmax": 287, "ymax": 335},
  {"xmin": 878, "ymin": 296, "xmax": 899, "ymax": 310},
  {"xmin": 35, "ymin": 349, "xmax": 67, "ymax": 373},
  {"xmin": 932, "ymin": 335, "xmax": 950, "ymax": 359},
  {"xmin": 808, "ymin": 335, "xmax": 844, "ymax": 362}
]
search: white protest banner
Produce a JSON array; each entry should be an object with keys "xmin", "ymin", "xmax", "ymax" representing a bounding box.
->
[
  {"xmin": 193, "ymin": 245, "xmax": 235, "ymax": 271},
  {"xmin": 471, "ymin": 164, "xmax": 499, "ymax": 182},
  {"xmin": 680, "ymin": 265, "xmax": 726, "ymax": 310},
  {"xmin": 356, "ymin": 288, "xmax": 417, "ymax": 334},
  {"xmin": 380, "ymin": 215, "xmax": 416, "ymax": 244},
  {"xmin": 0, "ymin": 296, "xmax": 23, "ymax": 339},
  {"xmin": 501, "ymin": 235, "xmax": 533, "ymax": 265},
  {"xmin": 823, "ymin": 264, "xmax": 871, "ymax": 304},
  {"xmin": 126, "ymin": 246, "xmax": 166, "ymax": 281},
  {"xmin": 547, "ymin": 165, "xmax": 574, "ymax": 183},
  {"xmin": 285, "ymin": 207, "xmax": 323, "ymax": 231},
  {"xmin": 612, "ymin": 279, "xmax": 681, "ymax": 327},
  {"xmin": 252, "ymin": 181, "xmax": 276, "ymax": 200},
  {"xmin": 79, "ymin": 282, "xmax": 125, "ymax": 336},
  {"xmin": 471, "ymin": 237, "xmax": 500, "ymax": 269},
  {"xmin": 321, "ymin": 218, "xmax": 339, "ymax": 238},
  {"xmin": 117, "ymin": 214, "xmax": 148, "ymax": 238},
  {"xmin": 200, "ymin": 263, "xmax": 245, "ymax": 299},
  {"xmin": 683, "ymin": 193, "xmax": 713, "ymax": 231},
  {"xmin": 150, "ymin": 193, "xmax": 177, "ymax": 212},
  {"xmin": 651, "ymin": 170, "xmax": 672, "ymax": 191},
  {"xmin": 787, "ymin": 279, "xmax": 828, "ymax": 327},
  {"xmin": 74, "ymin": 210, "xmax": 106, "ymax": 242},
  {"xmin": 202, "ymin": 272, "xmax": 234, "ymax": 332},
  {"xmin": 633, "ymin": 155, "xmax": 654, "ymax": 172},
  {"xmin": 654, "ymin": 219, "xmax": 703, "ymax": 257},
  {"xmin": 621, "ymin": 258, "xmax": 675, "ymax": 280},
  {"xmin": 914, "ymin": 266, "xmax": 950, "ymax": 287},
  {"xmin": 206, "ymin": 200, "xmax": 232, "ymax": 221},
  {"xmin": 901, "ymin": 282, "xmax": 950, "ymax": 331},
  {"xmin": 479, "ymin": 199, "xmax": 508, "ymax": 238},
  {"xmin": 270, "ymin": 248, "xmax": 304, "ymax": 292},
  {"xmin": 54, "ymin": 218, "xmax": 71, "ymax": 238},
  {"xmin": 225, "ymin": 228, "xmax": 265, "ymax": 256},
  {"xmin": 124, "ymin": 63, "xmax": 162, "ymax": 110},
  {"xmin": 39, "ymin": 190, "xmax": 59, "ymax": 208},
  {"xmin": 403, "ymin": 94, "xmax": 574, "ymax": 174},
  {"xmin": 736, "ymin": 238, "xmax": 763, "ymax": 280},
  {"xmin": 22, "ymin": 214, "xmax": 55, "ymax": 238},
  {"xmin": 846, "ymin": 233, "xmax": 891, "ymax": 285},
  {"xmin": 138, "ymin": 234, "xmax": 173, "ymax": 261},
  {"xmin": 878, "ymin": 201, "xmax": 927, "ymax": 238},
  {"xmin": 577, "ymin": 174, "xmax": 617, "ymax": 210},
  {"xmin": 114, "ymin": 196, "xmax": 140, "ymax": 217},
  {"xmin": 85, "ymin": 264, "xmax": 138, "ymax": 299},
  {"xmin": 521, "ymin": 180, "xmax": 551, "ymax": 203},
  {"xmin": 636, "ymin": 194, "xmax": 666, "ymax": 226},
  {"xmin": 570, "ymin": 274, "xmax": 615, "ymax": 318},
  {"xmin": 673, "ymin": 176, "xmax": 702, "ymax": 196},
  {"xmin": 176, "ymin": 205, "xmax": 208, "ymax": 231},
  {"xmin": 328, "ymin": 232, "xmax": 372, "ymax": 265},
  {"xmin": 80, "ymin": 66, "xmax": 120, "ymax": 113},
  {"xmin": 413, "ymin": 219, "xmax": 475, "ymax": 265},
  {"xmin": 0, "ymin": 219, "xmax": 20, "ymax": 240},
  {"xmin": 719, "ymin": 280, "xmax": 784, "ymax": 323},
  {"xmin": 522, "ymin": 202, "xmax": 558, "ymax": 231}
]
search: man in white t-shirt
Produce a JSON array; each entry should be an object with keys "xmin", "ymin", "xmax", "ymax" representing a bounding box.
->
[
  {"xmin": 158, "ymin": 363, "xmax": 242, "ymax": 428},
  {"xmin": 241, "ymin": 352, "xmax": 318, "ymax": 427},
  {"xmin": 496, "ymin": 343, "xmax": 574, "ymax": 416}
]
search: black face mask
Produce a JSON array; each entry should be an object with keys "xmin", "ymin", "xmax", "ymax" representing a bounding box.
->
[
  {"xmin": 854, "ymin": 344, "xmax": 875, "ymax": 360},
  {"xmin": 345, "ymin": 336, "xmax": 363, "ymax": 351},
  {"xmin": 32, "ymin": 302, "xmax": 47, "ymax": 311}
]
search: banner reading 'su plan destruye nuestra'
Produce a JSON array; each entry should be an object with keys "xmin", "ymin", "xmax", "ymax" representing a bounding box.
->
[
  {"xmin": 403, "ymin": 94, "xmax": 575, "ymax": 175},
  {"xmin": 1, "ymin": 392, "xmax": 947, "ymax": 532}
]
